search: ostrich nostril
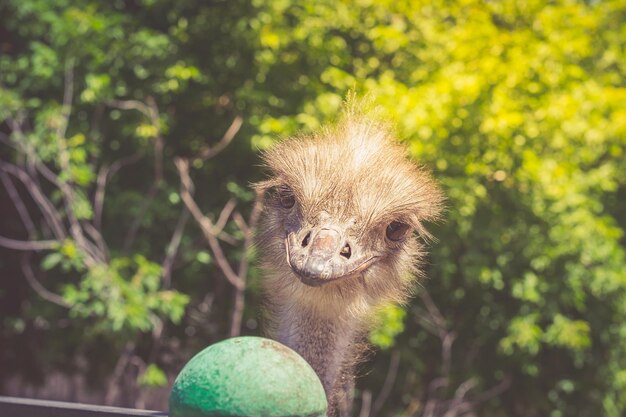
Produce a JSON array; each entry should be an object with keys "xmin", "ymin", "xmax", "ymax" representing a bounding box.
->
[
  {"xmin": 301, "ymin": 232, "xmax": 311, "ymax": 247},
  {"xmin": 339, "ymin": 242, "xmax": 351, "ymax": 259}
]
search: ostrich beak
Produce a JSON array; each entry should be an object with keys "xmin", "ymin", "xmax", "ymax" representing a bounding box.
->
[{"xmin": 285, "ymin": 227, "xmax": 378, "ymax": 286}]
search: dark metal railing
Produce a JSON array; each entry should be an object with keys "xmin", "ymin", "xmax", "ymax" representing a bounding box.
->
[{"xmin": 0, "ymin": 396, "xmax": 168, "ymax": 417}]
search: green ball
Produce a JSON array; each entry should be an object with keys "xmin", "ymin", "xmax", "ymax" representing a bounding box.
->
[{"xmin": 169, "ymin": 336, "xmax": 327, "ymax": 417}]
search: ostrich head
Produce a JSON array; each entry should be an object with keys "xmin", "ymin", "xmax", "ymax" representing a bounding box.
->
[{"xmin": 256, "ymin": 114, "xmax": 443, "ymax": 319}]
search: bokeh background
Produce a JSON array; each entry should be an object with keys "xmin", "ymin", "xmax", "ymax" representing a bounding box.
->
[{"xmin": 0, "ymin": 0, "xmax": 625, "ymax": 416}]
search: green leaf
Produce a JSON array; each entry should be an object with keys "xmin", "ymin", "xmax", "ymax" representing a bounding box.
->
[
  {"xmin": 138, "ymin": 364, "xmax": 167, "ymax": 387},
  {"xmin": 41, "ymin": 253, "xmax": 63, "ymax": 271},
  {"xmin": 369, "ymin": 303, "xmax": 406, "ymax": 350}
]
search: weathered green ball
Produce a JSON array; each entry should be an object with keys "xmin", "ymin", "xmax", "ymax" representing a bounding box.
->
[{"xmin": 169, "ymin": 336, "xmax": 327, "ymax": 417}]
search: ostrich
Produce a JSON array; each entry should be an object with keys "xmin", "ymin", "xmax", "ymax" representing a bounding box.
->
[{"xmin": 255, "ymin": 110, "xmax": 443, "ymax": 416}]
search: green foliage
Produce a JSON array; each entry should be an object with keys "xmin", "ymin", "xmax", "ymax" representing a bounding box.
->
[
  {"xmin": 242, "ymin": 0, "xmax": 626, "ymax": 415},
  {"xmin": 138, "ymin": 364, "xmax": 168, "ymax": 388},
  {"xmin": 0, "ymin": 0, "xmax": 625, "ymax": 415},
  {"xmin": 41, "ymin": 240, "xmax": 84, "ymax": 272},
  {"xmin": 369, "ymin": 304, "xmax": 406, "ymax": 350},
  {"xmin": 62, "ymin": 255, "xmax": 188, "ymax": 332}
]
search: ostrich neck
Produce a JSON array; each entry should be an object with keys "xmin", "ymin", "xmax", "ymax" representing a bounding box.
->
[{"xmin": 276, "ymin": 304, "xmax": 359, "ymax": 399}]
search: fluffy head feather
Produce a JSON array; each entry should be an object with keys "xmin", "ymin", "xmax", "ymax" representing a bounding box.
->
[{"xmin": 256, "ymin": 112, "xmax": 443, "ymax": 322}]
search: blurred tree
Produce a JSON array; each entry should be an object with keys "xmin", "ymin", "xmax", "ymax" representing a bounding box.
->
[{"xmin": 0, "ymin": 0, "xmax": 624, "ymax": 416}]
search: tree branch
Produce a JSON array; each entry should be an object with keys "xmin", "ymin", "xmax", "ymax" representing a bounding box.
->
[
  {"xmin": 94, "ymin": 152, "xmax": 144, "ymax": 231},
  {"xmin": 21, "ymin": 255, "xmax": 69, "ymax": 307},
  {"xmin": 175, "ymin": 157, "xmax": 244, "ymax": 290},
  {"xmin": 0, "ymin": 171, "xmax": 36, "ymax": 237},
  {"xmin": 413, "ymin": 289, "xmax": 509, "ymax": 417},
  {"xmin": 106, "ymin": 99, "xmax": 152, "ymax": 117},
  {"xmin": 0, "ymin": 131, "xmax": 19, "ymax": 150},
  {"xmin": 81, "ymin": 220, "xmax": 109, "ymax": 261},
  {"xmin": 56, "ymin": 60, "xmax": 74, "ymax": 141},
  {"xmin": 104, "ymin": 342, "xmax": 136, "ymax": 405},
  {"xmin": 372, "ymin": 349, "xmax": 400, "ymax": 416},
  {"xmin": 442, "ymin": 378, "xmax": 478, "ymax": 417},
  {"xmin": 228, "ymin": 196, "xmax": 263, "ymax": 336},
  {"xmin": 49, "ymin": 66, "xmax": 102, "ymax": 266},
  {"xmin": 0, "ymin": 235, "xmax": 59, "ymax": 251},
  {"xmin": 464, "ymin": 376, "xmax": 511, "ymax": 408},
  {"xmin": 419, "ymin": 289, "xmax": 447, "ymax": 338},
  {"xmin": 120, "ymin": 98, "xmax": 164, "ymax": 252},
  {"xmin": 161, "ymin": 208, "xmax": 190, "ymax": 288},
  {"xmin": 122, "ymin": 181, "xmax": 160, "ymax": 252},
  {"xmin": 359, "ymin": 390, "xmax": 372, "ymax": 417},
  {"xmin": 0, "ymin": 160, "xmax": 67, "ymax": 240},
  {"xmin": 214, "ymin": 198, "xmax": 237, "ymax": 234},
  {"xmin": 198, "ymin": 116, "xmax": 243, "ymax": 160}
]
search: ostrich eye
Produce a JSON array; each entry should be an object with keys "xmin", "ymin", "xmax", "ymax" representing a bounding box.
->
[
  {"xmin": 278, "ymin": 189, "xmax": 296, "ymax": 209},
  {"xmin": 386, "ymin": 221, "xmax": 410, "ymax": 241}
]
